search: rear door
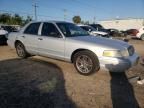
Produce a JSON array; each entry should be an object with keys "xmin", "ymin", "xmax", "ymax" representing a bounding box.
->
[
  {"xmin": 37, "ymin": 22, "xmax": 65, "ymax": 60},
  {"xmin": 22, "ymin": 22, "xmax": 41, "ymax": 54}
]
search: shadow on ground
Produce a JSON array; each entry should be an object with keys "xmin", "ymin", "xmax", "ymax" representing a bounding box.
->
[
  {"xmin": 105, "ymin": 64, "xmax": 140, "ymax": 108},
  {"xmin": 0, "ymin": 58, "xmax": 76, "ymax": 108},
  {"xmin": 110, "ymin": 72, "xmax": 139, "ymax": 108},
  {"xmin": 131, "ymin": 37, "xmax": 141, "ymax": 40}
]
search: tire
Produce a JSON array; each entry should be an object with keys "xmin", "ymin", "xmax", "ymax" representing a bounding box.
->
[
  {"xmin": 141, "ymin": 34, "xmax": 144, "ymax": 41},
  {"xmin": 15, "ymin": 42, "xmax": 29, "ymax": 58},
  {"xmin": 73, "ymin": 50, "xmax": 100, "ymax": 75}
]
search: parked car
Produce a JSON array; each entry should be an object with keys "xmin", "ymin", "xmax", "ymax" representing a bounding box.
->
[
  {"xmin": 107, "ymin": 29, "xmax": 125, "ymax": 37},
  {"xmin": 0, "ymin": 24, "xmax": 19, "ymax": 44},
  {"xmin": 7, "ymin": 21, "xmax": 139, "ymax": 75},
  {"xmin": 136, "ymin": 26, "xmax": 144, "ymax": 40},
  {"xmin": 0, "ymin": 26, "xmax": 8, "ymax": 44},
  {"xmin": 78, "ymin": 24, "xmax": 110, "ymax": 38},
  {"xmin": 1, "ymin": 25, "xmax": 18, "ymax": 33},
  {"xmin": 125, "ymin": 29, "xmax": 139, "ymax": 37},
  {"xmin": 89, "ymin": 24, "xmax": 104, "ymax": 31},
  {"xmin": 124, "ymin": 28, "xmax": 144, "ymax": 40}
]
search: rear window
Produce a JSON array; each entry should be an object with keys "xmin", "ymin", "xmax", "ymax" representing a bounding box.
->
[{"xmin": 24, "ymin": 23, "xmax": 40, "ymax": 35}]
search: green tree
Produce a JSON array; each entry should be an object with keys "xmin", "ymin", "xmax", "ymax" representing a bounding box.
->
[
  {"xmin": 13, "ymin": 14, "xmax": 23, "ymax": 25},
  {"xmin": 0, "ymin": 13, "xmax": 33, "ymax": 26},
  {"xmin": 72, "ymin": 16, "xmax": 81, "ymax": 24},
  {"xmin": 23, "ymin": 16, "xmax": 32, "ymax": 25},
  {"xmin": 0, "ymin": 13, "xmax": 11, "ymax": 24}
]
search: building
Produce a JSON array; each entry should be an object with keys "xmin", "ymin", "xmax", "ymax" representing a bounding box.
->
[{"xmin": 99, "ymin": 18, "xmax": 144, "ymax": 31}]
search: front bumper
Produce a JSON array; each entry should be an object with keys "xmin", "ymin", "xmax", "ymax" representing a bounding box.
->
[
  {"xmin": 99, "ymin": 53, "xmax": 139, "ymax": 72},
  {"xmin": 7, "ymin": 39, "xmax": 15, "ymax": 48}
]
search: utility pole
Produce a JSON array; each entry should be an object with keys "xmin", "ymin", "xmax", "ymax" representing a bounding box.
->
[
  {"xmin": 32, "ymin": 1, "xmax": 38, "ymax": 21},
  {"xmin": 93, "ymin": 16, "xmax": 96, "ymax": 24},
  {"xmin": 143, "ymin": 18, "xmax": 144, "ymax": 26},
  {"xmin": 63, "ymin": 9, "xmax": 67, "ymax": 21}
]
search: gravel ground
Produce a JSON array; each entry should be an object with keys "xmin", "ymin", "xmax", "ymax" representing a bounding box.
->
[{"xmin": 0, "ymin": 39, "xmax": 144, "ymax": 108}]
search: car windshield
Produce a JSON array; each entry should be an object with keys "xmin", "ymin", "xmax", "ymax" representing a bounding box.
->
[{"xmin": 56, "ymin": 22, "xmax": 89, "ymax": 37}]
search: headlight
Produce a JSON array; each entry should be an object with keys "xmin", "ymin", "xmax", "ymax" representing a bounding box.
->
[
  {"xmin": 121, "ymin": 49, "xmax": 129, "ymax": 57},
  {"xmin": 103, "ymin": 50, "xmax": 129, "ymax": 57}
]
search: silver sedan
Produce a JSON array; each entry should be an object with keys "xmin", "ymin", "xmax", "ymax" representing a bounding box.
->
[{"xmin": 7, "ymin": 21, "xmax": 139, "ymax": 75}]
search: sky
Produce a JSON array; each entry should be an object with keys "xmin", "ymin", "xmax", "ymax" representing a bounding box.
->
[{"xmin": 0, "ymin": 0, "xmax": 144, "ymax": 23}]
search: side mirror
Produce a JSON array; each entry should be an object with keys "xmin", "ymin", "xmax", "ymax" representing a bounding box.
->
[
  {"xmin": 89, "ymin": 29, "xmax": 92, "ymax": 32},
  {"xmin": 50, "ymin": 32, "xmax": 62, "ymax": 38}
]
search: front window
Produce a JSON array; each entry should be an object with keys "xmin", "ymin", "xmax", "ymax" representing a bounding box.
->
[
  {"xmin": 56, "ymin": 23, "xmax": 89, "ymax": 37},
  {"xmin": 41, "ymin": 23, "xmax": 61, "ymax": 38}
]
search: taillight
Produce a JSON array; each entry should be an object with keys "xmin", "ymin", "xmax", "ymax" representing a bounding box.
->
[{"xmin": 133, "ymin": 29, "xmax": 139, "ymax": 36}]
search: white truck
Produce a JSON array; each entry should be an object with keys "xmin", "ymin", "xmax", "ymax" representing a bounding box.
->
[{"xmin": 136, "ymin": 26, "xmax": 144, "ymax": 40}]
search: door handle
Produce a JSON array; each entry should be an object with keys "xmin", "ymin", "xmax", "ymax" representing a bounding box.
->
[
  {"xmin": 38, "ymin": 38, "xmax": 43, "ymax": 40},
  {"xmin": 22, "ymin": 36, "xmax": 25, "ymax": 38}
]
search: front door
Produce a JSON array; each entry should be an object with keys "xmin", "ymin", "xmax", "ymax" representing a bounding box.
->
[{"xmin": 37, "ymin": 22, "xmax": 65, "ymax": 60}]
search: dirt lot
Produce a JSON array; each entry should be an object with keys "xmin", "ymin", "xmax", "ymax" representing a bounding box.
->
[{"xmin": 0, "ymin": 39, "xmax": 144, "ymax": 108}]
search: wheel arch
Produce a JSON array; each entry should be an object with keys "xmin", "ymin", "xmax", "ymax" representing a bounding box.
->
[
  {"xmin": 14, "ymin": 40, "xmax": 23, "ymax": 48},
  {"xmin": 71, "ymin": 48, "xmax": 98, "ymax": 63},
  {"xmin": 141, "ymin": 33, "xmax": 144, "ymax": 40}
]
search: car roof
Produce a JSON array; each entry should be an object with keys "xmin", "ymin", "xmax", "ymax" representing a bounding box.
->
[
  {"xmin": 89, "ymin": 24, "xmax": 102, "ymax": 26},
  {"xmin": 30, "ymin": 20, "xmax": 72, "ymax": 24},
  {"xmin": 77, "ymin": 24, "xmax": 89, "ymax": 27}
]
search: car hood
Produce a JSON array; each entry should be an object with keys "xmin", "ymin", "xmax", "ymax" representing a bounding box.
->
[
  {"xmin": 67, "ymin": 36, "xmax": 129, "ymax": 50},
  {"xmin": 0, "ymin": 30, "xmax": 8, "ymax": 35}
]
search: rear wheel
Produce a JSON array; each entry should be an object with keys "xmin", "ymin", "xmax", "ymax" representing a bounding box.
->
[
  {"xmin": 141, "ymin": 34, "xmax": 144, "ymax": 40},
  {"xmin": 15, "ymin": 42, "xmax": 29, "ymax": 58},
  {"xmin": 73, "ymin": 50, "xmax": 100, "ymax": 75}
]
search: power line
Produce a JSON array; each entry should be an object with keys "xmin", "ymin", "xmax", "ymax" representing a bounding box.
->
[
  {"xmin": 0, "ymin": 9, "xmax": 72, "ymax": 21},
  {"xmin": 0, "ymin": 10, "xmax": 33, "ymax": 16},
  {"xmin": 62, "ymin": 0, "xmax": 97, "ymax": 14},
  {"xmin": 40, "ymin": 1, "xmax": 95, "ymax": 17},
  {"xmin": 40, "ymin": 6, "xmax": 77, "ymax": 19},
  {"xmin": 0, "ymin": 0, "xmax": 99, "ymax": 21},
  {"xmin": 73, "ymin": 0, "xmax": 98, "ymax": 10}
]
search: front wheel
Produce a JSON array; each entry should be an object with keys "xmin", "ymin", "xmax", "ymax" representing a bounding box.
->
[
  {"xmin": 73, "ymin": 50, "xmax": 100, "ymax": 75},
  {"xmin": 15, "ymin": 42, "xmax": 28, "ymax": 58}
]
